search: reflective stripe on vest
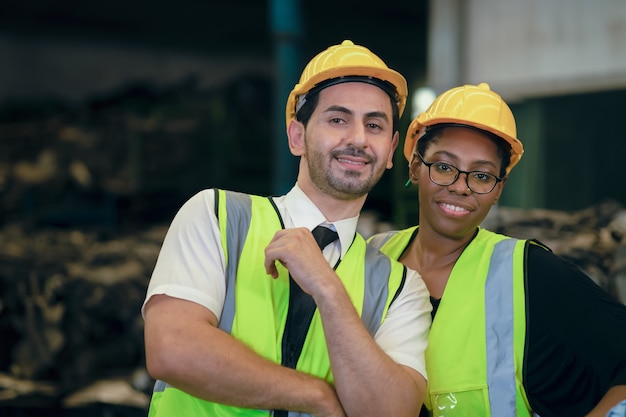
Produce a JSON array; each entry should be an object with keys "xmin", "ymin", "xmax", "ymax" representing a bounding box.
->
[
  {"xmin": 485, "ymin": 238, "xmax": 517, "ymax": 416},
  {"xmin": 218, "ymin": 189, "xmax": 252, "ymax": 334}
]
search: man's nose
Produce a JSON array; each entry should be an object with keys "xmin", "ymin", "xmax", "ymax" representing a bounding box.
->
[{"xmin": 346, "ymin": 124, "xmax": 367, "ymax": 147}]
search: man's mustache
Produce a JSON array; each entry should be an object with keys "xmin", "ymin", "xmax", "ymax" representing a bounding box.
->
[{"xmin": 330, "ymin": 147, "xmax": 376, "ymax": 164}]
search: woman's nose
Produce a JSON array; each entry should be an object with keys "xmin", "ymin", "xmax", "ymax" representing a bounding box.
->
[{"xmin": 447, "ymin": 172, "xmax": 471, "ymax": 194}]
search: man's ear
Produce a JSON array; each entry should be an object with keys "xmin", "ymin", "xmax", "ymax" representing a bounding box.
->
[
  {"xmin": 287, "ymin": 119, "xmax": 305, "ymax": 156},
  {"xmin": 386, "ymin": 131, "xmax": 400, "ymax": 169}
]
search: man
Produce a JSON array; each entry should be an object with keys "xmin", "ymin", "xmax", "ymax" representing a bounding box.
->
[
  {"xmin": 142, "ymin": 40, "xmax": 431, "ymax": 417},
  {"xmin": 369, "ymin": 82, "xmax": 626, "ymax": 416}
]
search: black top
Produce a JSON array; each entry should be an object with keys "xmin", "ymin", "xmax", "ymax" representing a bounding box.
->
[
  {"xmin": 523, "ymin": 244, "xmax": 626, "ymax": 416},
  {"xmin": 424, "ymin": 244, "xmax": 626, "ymax": 417}
]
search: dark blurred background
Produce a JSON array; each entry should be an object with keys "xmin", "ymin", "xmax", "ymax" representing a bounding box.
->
[
  {"xmin": 1, "ymin": 1, "xmax": 626, "ymax": 415},
  {"xmin": 0, "ymin": 0, "xmax": 428, "ymax": 231}
]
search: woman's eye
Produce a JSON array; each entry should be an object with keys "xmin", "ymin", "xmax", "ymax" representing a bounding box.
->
[
  {"xmin": 434, "ymin": 162, "xmax": 452, "ymax": 172},
  {"xmin": 472, "ymin": 172, "xmax": 494, "ymax": 183}
]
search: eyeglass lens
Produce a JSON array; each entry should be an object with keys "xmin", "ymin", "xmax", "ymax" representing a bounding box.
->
[{"xmin": 429, "ymin": 163, "xmax": 497, "ymax": 194}]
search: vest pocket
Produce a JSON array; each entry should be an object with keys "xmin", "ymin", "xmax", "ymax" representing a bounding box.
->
[{"xmin": 428, "ymin": 386, "xmax": 489, "ymax": 417}]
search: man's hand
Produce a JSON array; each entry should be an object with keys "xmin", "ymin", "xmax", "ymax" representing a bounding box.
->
[{"xmin": 264, "ymin": 227, "xmax": 337, "ymax": 295}]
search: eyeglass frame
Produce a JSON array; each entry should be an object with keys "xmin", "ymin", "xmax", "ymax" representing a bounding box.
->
[{"xmin": 416, "ymin": 153, "xmax": 503, "ymax": 194}]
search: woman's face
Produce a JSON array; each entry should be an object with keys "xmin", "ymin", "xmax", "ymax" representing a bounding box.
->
[{"xmin": 411, "ymin": 126, "xmax": 505, "ymax": 241}]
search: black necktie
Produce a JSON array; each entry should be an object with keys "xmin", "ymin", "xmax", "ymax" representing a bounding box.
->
[
  {"xmin": 311, "ymin": 225, "xmax": 339, "ymax": 253},
  {"xmin": 275, "ymin": 226, "xmax": 338, "ymax": 417}
]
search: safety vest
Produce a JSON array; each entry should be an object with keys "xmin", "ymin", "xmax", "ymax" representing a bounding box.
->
[
  {"xmin": 369, "ymin": 226, "xmax": 534, "ymax": 417},
  {"xmin": 149, "ymin": 189, "xmax": 407, "ymax": 417}
]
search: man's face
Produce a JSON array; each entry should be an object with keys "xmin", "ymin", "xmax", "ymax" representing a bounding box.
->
[{"xmin": 293, "ymin": 82, "xmax": 398, "ymax": 201}]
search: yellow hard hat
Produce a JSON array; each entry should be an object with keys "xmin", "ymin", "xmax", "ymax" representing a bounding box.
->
[
  {"xmin": 286, "ymin": 40, "xmax": 408, "ymax": 129},
  {"xmin": 403, "ymin": 83, "xmax": 524, "ymax": 175}
]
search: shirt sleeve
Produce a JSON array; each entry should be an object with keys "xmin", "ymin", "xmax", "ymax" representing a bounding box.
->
[
  {"xmin": 141, "ymin": 189, "xmax": 226, "ymax": 320},
  {"xmin": 374, "ymin": 268, "xmax": 432, "ymax": 380},
  {"xmin": 524, "ymin": 244, "xmax": 626, "ymax": 416}
]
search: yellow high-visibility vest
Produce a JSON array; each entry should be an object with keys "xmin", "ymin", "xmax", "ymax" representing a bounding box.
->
[
  {"xmin": 370, "ymin": 226, "xmax": 534, "ymax": 416},
  {"xmin": 149, "ymin": 189, "xmax": 407, "ymax": 417}
]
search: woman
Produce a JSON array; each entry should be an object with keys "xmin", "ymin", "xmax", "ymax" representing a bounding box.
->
[{"xmin": 369, "ymin": 83, "xmax": 626, "ymax": 417}]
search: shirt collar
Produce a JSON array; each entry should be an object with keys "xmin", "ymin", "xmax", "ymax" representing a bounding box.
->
[{"xmin": 284, "ymin": 184, "xmax": 358, "ymax": 259}]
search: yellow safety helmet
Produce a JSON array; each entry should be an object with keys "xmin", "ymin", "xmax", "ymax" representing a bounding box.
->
[
  {"xmin": 285, "ymin": 40, "xmax": 408, "ymax": 129},
  {"xmin": 403, "ymin": 83, "xmax": 524, "ymax": 175}
]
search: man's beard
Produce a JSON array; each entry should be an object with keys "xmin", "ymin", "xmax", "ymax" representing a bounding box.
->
[{"xmin": 305, "ymin": 143, "xmax": 385, "ymax": 200}]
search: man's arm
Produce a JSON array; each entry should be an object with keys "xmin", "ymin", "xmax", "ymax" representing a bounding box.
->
[
  {"xmin": 265, "ymin": 228, "xmax": 427, "ymax": 417},
  {"xmin": 313, "ymin": 277, "xmax": 426, "ymax": 417},
  {"xmin": 144, "ymin": 294, "xmax": 345, "ymax": 416}
]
